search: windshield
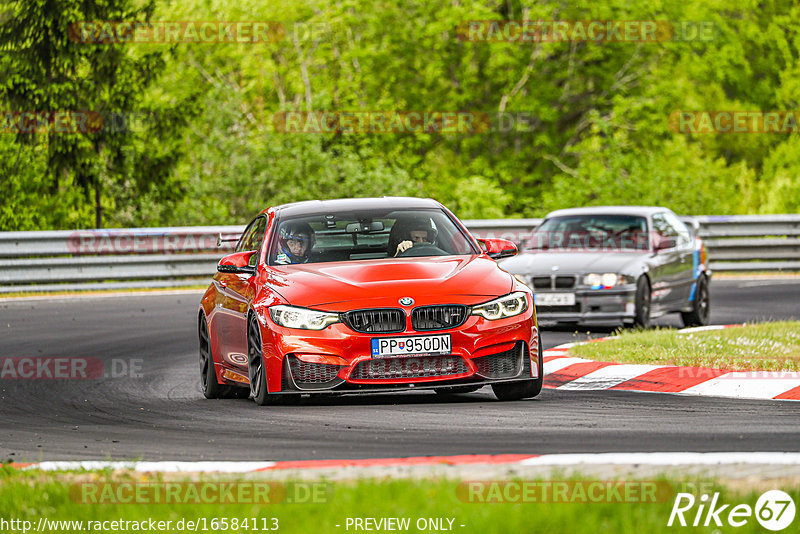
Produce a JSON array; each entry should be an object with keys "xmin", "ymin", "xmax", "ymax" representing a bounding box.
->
[
  {"xmin": 268, "ymin": 208, "xmax": 479, "ymax": 265},
  {"xmin": 526, "ymin": 214, "xmax": 649, "ymax": 251}
]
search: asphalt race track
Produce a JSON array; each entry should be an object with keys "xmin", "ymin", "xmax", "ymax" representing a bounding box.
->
[{"xmin": 1, "ymin": 279, "xmax": 798, "ymax": 462}]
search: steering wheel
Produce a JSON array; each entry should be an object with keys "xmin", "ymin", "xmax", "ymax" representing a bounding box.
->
[{"xmin": 396, "ymin": 244, "xmax": 449, "ymax": 257}]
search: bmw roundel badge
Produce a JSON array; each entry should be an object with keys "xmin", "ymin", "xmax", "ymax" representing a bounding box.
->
[{"xmin": 399, "ymin": 297, "xmax": 414, "ymax": 306}]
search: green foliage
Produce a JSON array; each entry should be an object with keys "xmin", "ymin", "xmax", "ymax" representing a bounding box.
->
[{"xmin": 2, "ymin": 0, "xmax": 799, "ymax": 228}]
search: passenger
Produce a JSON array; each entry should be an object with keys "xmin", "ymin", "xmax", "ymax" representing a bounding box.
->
[{"xmin": 275, "ymin": 222, "xmax": 315, "ymax": 264}]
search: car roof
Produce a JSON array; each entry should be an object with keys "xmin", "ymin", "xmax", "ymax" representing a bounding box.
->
[
  {"xmin": 268, "ymin": 197, "xmax": 443, "ymax": 217},
  {"xmin": 544, "ymin": 206, "xmax": 673, "ymax": 218}
]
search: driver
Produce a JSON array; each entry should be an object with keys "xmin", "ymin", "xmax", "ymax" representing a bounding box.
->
[
  {"xmin": 275, "ymin": 222, "xmax": 315, "ymax": 264},
  {"xmin": 391, "ymin": 216, "xmax": 437, "ymax": 256}
]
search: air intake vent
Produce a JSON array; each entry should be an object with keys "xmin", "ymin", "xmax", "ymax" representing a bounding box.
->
[
  {"xmin": 342, "ymin": 308, "xmax": 405, "ymax": 333},
  {"xmin": 474, "ymin": 344, "xmax": 522, "ymax": 379},
  {"xmin": 350, "ymin": 355, "xmax": 467, "ymax": 380},
  {"xmin": 411, "ymin": 305, "xmax": 468, "ymax": 331}
]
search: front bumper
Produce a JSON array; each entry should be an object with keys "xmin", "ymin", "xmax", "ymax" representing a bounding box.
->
[
  {"xmin": 224, "ymin": 309, "xmax": 538, "ymax": 393},
  {"xmin": 534, "ymin": 287, "xmax": 637, "ymax": 325}
]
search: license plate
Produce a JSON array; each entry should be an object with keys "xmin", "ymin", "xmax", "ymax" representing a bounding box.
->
[
  {"xmin": 370, "ymin": 334, "xmax": 452, "ymax": 358},
  {"xmin": 535, "ymin": 293, "xmax": 576, "ymax": 306}
]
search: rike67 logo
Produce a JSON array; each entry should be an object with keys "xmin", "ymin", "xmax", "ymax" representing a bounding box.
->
[{"xmin": 668, "ymin": 490, "xmax": 796, "ymax": 531}]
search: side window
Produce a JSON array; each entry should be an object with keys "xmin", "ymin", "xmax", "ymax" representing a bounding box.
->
[
  {"xmin": 663, "ymin": 212, "xmax": 691, "ymax": 247},
  {"xmin": 244, "ymin": 217, "xmax": 268, "ymax": 253},
  {"xmin": 235, "ymin": 216, "xmax": 268, "ymax": 254},
  {"xmin": 652, "ymin": 213, "xmax": 679, "ymax": 249}
]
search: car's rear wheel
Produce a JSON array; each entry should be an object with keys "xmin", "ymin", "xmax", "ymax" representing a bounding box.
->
[
  {"xmin": 434, "ymin": 385, "xmax": 482, "ymax": 396},
  {"xmin": 248, "ymin": 313, "xmax": 297, "ymax": 406},
  {"xmin": 681, "ymin": 275, "xmax": 710, "ymax": 327},
  {"xmin": 199, "ymin": 315, "xmax": 248, "ymax": 399},
  {"xmin": 491, "ymin": 336, "xmax": 544, "ymax": 401},
  {"xmin": 633, "ymin": 276, "xmax": 651, "ymax": 328}
]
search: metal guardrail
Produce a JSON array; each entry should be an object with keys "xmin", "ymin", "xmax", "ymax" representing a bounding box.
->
[{"xmin": 1, "ymin": 215, "xmax": 798, "ymax": 292}]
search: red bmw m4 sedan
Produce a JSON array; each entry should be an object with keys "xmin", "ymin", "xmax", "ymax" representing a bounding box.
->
[{"xmin": 198, "ymin": 197, "xmax": 541, "ymax": 404}]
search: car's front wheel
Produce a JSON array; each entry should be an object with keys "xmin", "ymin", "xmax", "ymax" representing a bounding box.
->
[
  {"xmin": 491, "ymin": 336, "xmax": 544, "ymax": 401},
  {"xmin": 633, "ymin": 276, "xmax": 651, "ymax": 329},
  {"xmin": 199, "ymin": 315, "xmax": 248, "ymax": 399},
  {"xmin": 681, "ymin": 275, "xmax": 710, "ymax": 327},
  {"xmin": 248, "ymin": 313, "xmax": 298, "ymax": 406}
]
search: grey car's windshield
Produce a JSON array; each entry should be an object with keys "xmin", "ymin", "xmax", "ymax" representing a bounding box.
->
[
  {"xmin": 268, "ymin": 208, "xmax": 479, "ymax": 265},
  {"xmin": 526, "ymin": 214, "xmax": 649, "ymax": 251}
]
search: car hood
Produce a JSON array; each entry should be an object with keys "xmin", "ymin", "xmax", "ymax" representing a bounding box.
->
[
  {"xmin": 499, "ymin": 251, "xmax": 647, "ymax": 275},
  {"xmin": 265, "ymin": 256, "xmax": 513, "ymax": 310}
]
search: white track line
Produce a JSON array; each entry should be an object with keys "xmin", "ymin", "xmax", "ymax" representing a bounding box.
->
[
  {"xmin": 520, "ymin": 452, "xmax": 800, "ymax": 466},
  {"xmin": 32, "ymin": 461, "xmax": 276, "ymax": 472},
  {"xmin": 681, "ymin": 373, "xmax": 800, "ymax": 400},
  {"xmin": 543, "ymin": 356, "xmax": 594, "ymax": 375},
  {"xmin": 557, "ymin": 364, "xmax": 667, "ymax": 390}
]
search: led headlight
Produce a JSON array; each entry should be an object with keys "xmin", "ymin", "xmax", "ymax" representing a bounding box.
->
[
  {"xmin": 471, "ymin": 292, "xmax": 529, "ymax": 320},
  {"xmin": 269, "ymin": 305, "xmax": 339, "ymax": 330}
]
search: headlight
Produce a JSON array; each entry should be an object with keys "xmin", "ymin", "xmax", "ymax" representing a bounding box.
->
[
  {"xmin": 471, "ymin": 292, "xmax": 528, "ymax": 320},
  {"xmin": 583, "ymin": 273, "xmax": 634, "ymax": 289},
  {"xmin": 269, "ymin": 305, "xmax": 339, "ymax": 330}
]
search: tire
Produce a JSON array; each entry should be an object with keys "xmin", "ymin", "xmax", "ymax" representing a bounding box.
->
[
  {"xmin": 491, "ymin": 335, "xmax": 544, "ymax": 401},
  {"xmin": 434, "ymin": 385, "xmax": 482, "ymax": 396},
  {"xmin": 247, "ymin": 313, "xmax": 298, "ymax": 406},
  {"xmin": 633, "ymin": 276, "xmax": 651, "ymax": 329},
  {"xmin": 681, "ymin": 275, "xmax": 710, "ymax": 327},
  {"xmin": 199, "ymin": 315, "xmax": 249, "ymax": 399}
]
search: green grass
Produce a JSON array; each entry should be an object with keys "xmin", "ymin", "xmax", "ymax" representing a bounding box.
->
[
  {"xmin": 0, "ymin": 467, "xmax": 796, "ymax": 533},
  {"xmin": 570, "ymin": 321, "xmax": 800, "ymax": 371}
]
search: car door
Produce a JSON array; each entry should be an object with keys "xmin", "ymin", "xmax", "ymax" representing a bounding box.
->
[
  {"xmin": 661, "ymin": 211, "xmax": 695, "ymax": 304},
  {"xmin": 214, "ymin": 216, "xmax": 267, "ymax": 363},
  {"xmin": 649, "ymin": 212, "xmax": 685, "ymax": 309}
]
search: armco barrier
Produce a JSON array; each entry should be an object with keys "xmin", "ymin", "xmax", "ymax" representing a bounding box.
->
[{"xmin": 0, "ymin": 215, "xmax": 798, "ymax": 292}]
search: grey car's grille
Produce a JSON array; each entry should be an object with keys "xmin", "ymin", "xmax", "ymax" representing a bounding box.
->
[
  {"xmin": 474, "ymin": 344, "xmax": 522, "ymax": 379},
  {"xmin": 532, "ymin": 275, "xmax": 576, "ymax": 289},
  {"xmin": 411, "ymin": 305, "xmax": 468, "ymax": 331},
  {"xmin": 532, "ymin": 276, "xmax": 551, "ymax": 289},
  {"xmin": 342, "ymin": 308, "xmax": 405, "ymax": 333},
  {"xmin": 350, "ymin": 355, "xmax": 467, "ymax": 380},
  {"xmin": 555, "ymin": 276, "xmax": 576, "ymax": 288}
]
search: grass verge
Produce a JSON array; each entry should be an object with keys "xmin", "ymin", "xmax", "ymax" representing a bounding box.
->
[
  {"xmin": 570, "ymin": 321, "xmax": 800, "ymax": 371},
  {"xmin": 0, "ymin": 467, "xmax": 796, "ymax": 533}
]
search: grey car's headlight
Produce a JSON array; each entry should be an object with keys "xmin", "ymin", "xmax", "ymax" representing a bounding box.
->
[
  {"xmin": 471, "ymin": 292, "xmax": 529, "ymax": 320},
  {"xmin": 583, "ymin": 273, "xmax": 634, "ymax": 289},
  {"xmin": 269, "ymin": 305, "xmax": 339, "ymax": 330}
]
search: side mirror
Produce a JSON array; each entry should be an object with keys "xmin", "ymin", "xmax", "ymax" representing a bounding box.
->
[
  {"xmin": 217, "ymin": 250, "xmax": 257, "ymax": 275},
  {"xmin": 652, "ymin": 234, "xmax": 674, "ymax": 252},
  {"xmin": 477, "ymin": 238, "xmax": 518, "ymax": 260}
]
